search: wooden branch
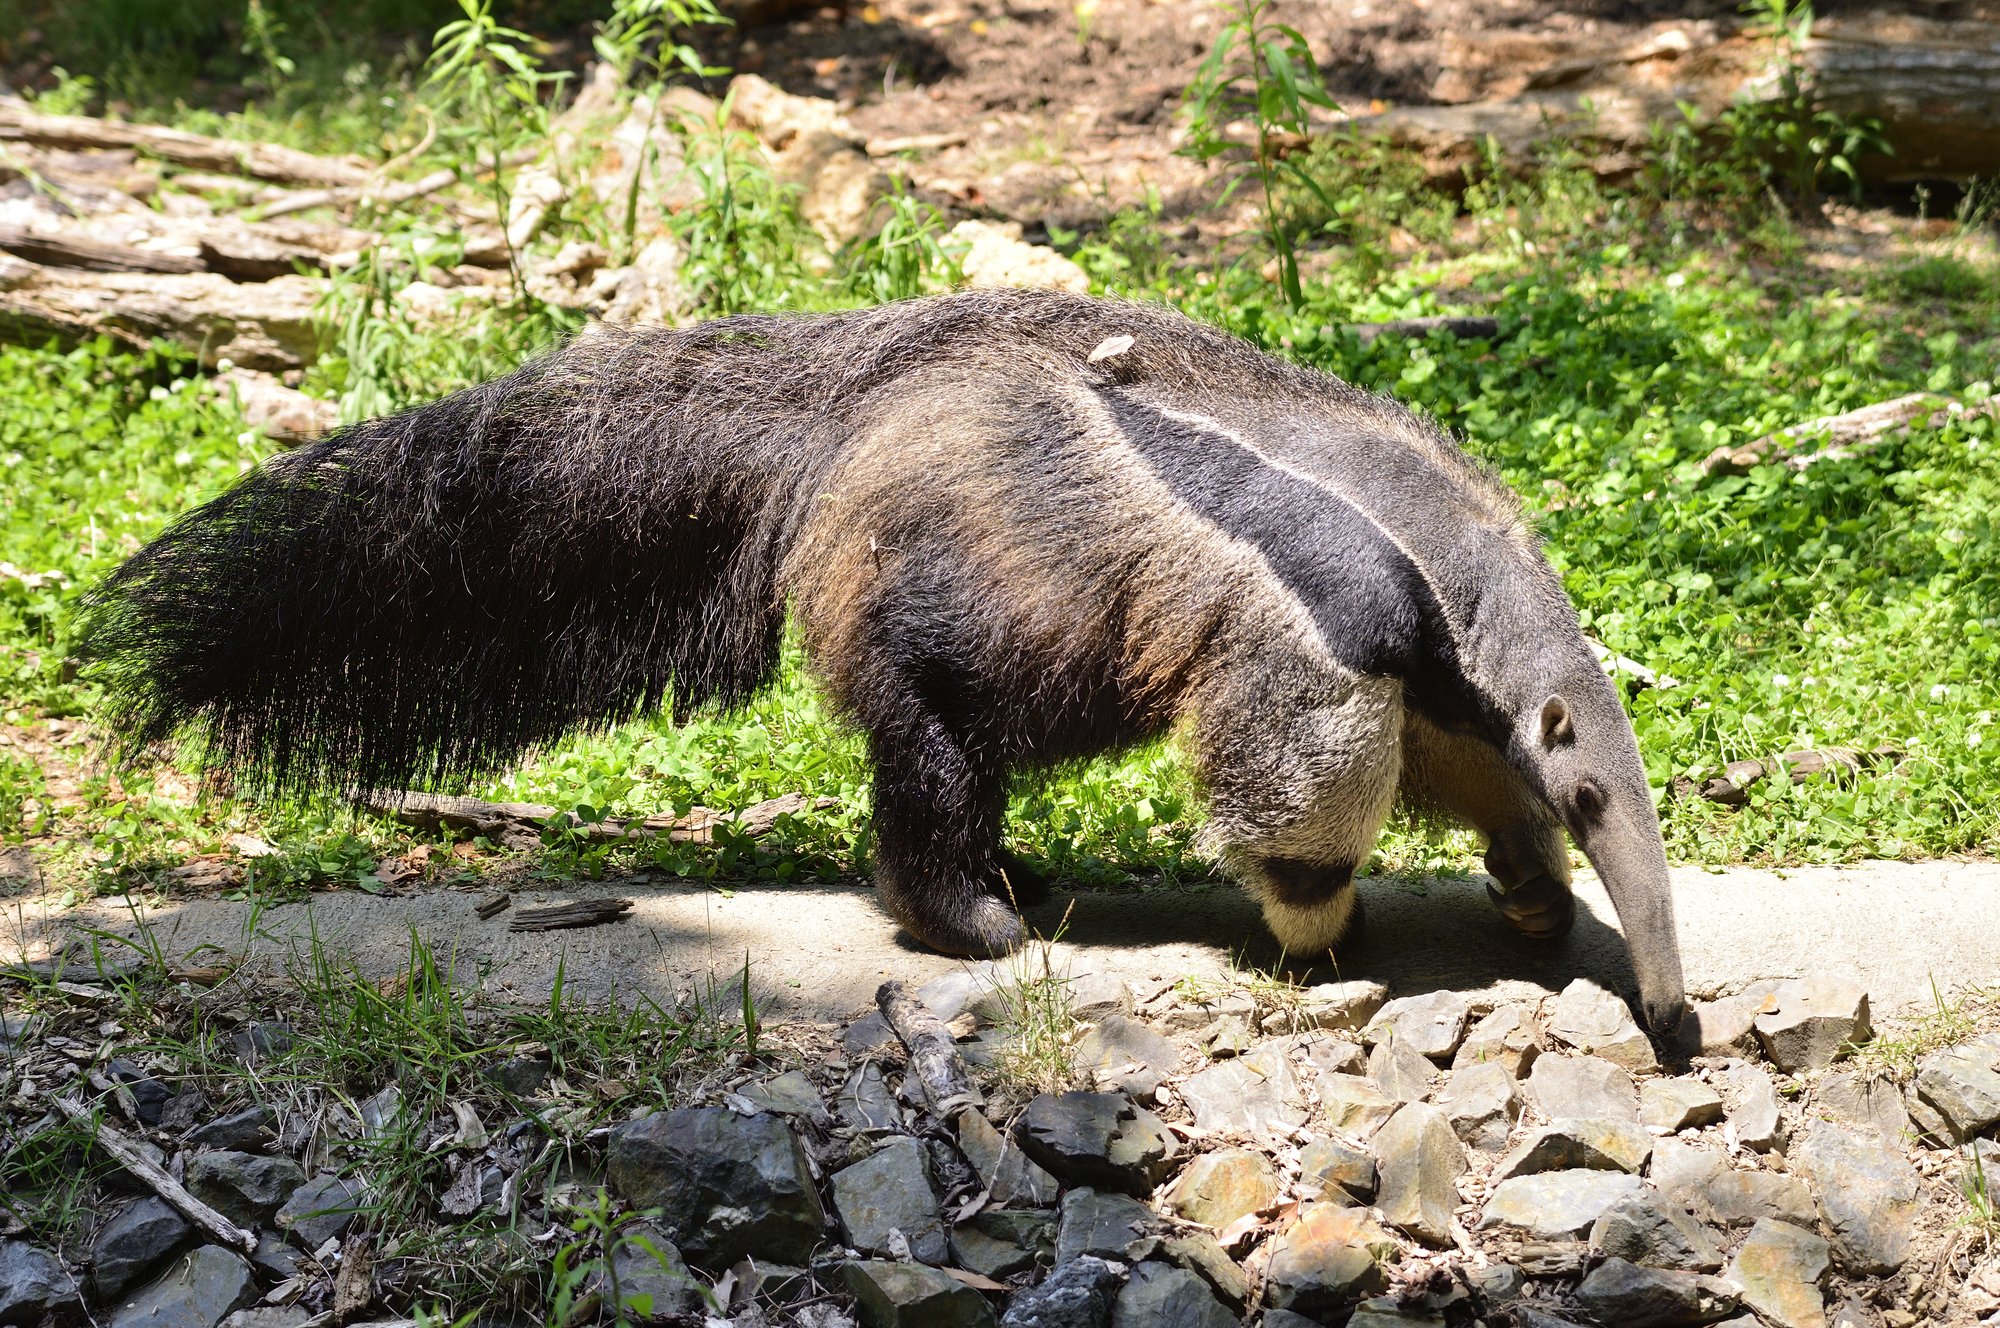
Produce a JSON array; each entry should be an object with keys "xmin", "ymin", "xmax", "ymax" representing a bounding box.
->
[
  {"xmin": 53, "ymin": 1094, "xmax": 256, "ymax": 1251},
  {"xmin": 254, "ymin": 167, "xmax": 462, "ymax": 222},
  {"xmin": 876, "ymin": 980, "xmax": 983, "ymax": 1115},
  {"xmin": 508, "ymin": 899, "xmax": 635, "ymax": 932},
  {"xmin": 0, "ymin": 98, "xmax": 371, "ymax": 187},
  {"xmin": 0, "ymin": 225, "xmax": 203, "ymax": 274},
  {"xmin": 1346, "ymin": 315, "xmax": 1501, "ymax": 346}
]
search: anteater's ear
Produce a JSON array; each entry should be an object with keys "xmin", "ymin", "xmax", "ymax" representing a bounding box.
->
[{"xmin": 1539, "ymin": 695, "xmax": 1574, "ymax": 748}]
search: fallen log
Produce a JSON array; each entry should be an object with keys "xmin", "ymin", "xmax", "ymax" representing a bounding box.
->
[
  {"xmin": 254, "ymin": 166, "xmax": 462, "ymax": 222},
  {"xmin": 1702, "ymin": 393, "xmax": 1997, "ymax": 477},
  {"xmin": 508, "ymin": 898, "xmax": 635, "ymax": 932},
  {"xmin": 876, "ymin": 979, "xmax": 983, "ymax": 1115},
  {"xmin": 354, "ymin": 788, "xmax": 838, "ymax": 845},
  {"xmin": 0, "ymin": 224, "xmax": 203, "ymax": 274},
  {"xmin": 0, "ymin": 97, "xmax": 373, "ymax": 187},
  {"xmin": 1346, "ymin": 314, "xmax": 1501, "ymax": 346},
  {"xmin": 0, "ymin": 268, "xmax": 326, "ymax": 369}
]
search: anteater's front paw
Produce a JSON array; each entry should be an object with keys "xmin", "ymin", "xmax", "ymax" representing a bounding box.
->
[
  {"xmin": 891, "ymin": 892, "xmax": 1026, "ymax": 957},
  {"xmin": 1487, "ymin": 874, "xmax": 1576, "ymax": 939}
]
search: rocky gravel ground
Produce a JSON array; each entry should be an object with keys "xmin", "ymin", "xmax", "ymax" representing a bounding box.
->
[{"xmin": 3, "ymin": 957, "xmax": 1998, "ymax": 1328}]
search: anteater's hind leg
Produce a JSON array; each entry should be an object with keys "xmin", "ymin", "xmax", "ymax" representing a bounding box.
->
[
  {"xmin": 1400, "ymin": 712, "xmax": 1575, "ymax": 939},
  {"xmin": 1195, "ymin": 672, "xmax": 1405, "ymax": 959}
]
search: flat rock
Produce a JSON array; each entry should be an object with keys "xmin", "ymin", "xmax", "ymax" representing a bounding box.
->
[
  {"xmin": 598, "ymin": 1222, "xmax": 701, "ymax": 1320},
  {"xmin": 1111, "ymin": 1262, "xmax": 1232, "ymax": 1328},
  {"xmin": 1913, "ymin": 1036, "xmax": 2000, "ymax": 1141},
  {"xmin": 1729, "ymin": 1219, "xmax": 1830, "ymax": 1328},
  {"xmin": 916, "ymin": 968, "xmax": 1001, "ymax": 1023},
  {"xmin": 1016, "ymin": 1092, "xmax": 1176, "ymax": 1196},
  {"xmin": 1574, "ymin": 1258, "xmax": 1739, "ymax": 1328},
  {"xmin": 998, "ymin": 1254, "xmax": 1120, "ymax": 1327},
  {"xmin": 1641, "ymin": 1078, "xmax": 1725, "ymax": 1132},
  {"xmin": 1754, "ymin": 977, "xmax": 1872, "ymax": 1073},
  {"xmin": 1723, "ymin": 1061, "xmax": 1789, "ymax": 1153},
  {"xmin": 486, "ymin": 1055, "xmax": 552, "ymax": 1097},
  {"xmin": 1297, "ymin": 1137, "xmax": 1376, "ymax": 1205},
  {"xmin": 842, "ymin": 1260, "xmax": 997, "ymax": 1328},
  {"xmin": 1525, "ymin": 1055, "xmax": 1638, "ymax": 1123},
  {"xmin": 1073, "ymin": 1014, "xmax": 1179, "ymax": 1097},
  {"xmin": 957, "ymin": 1108, "xmax": 1058, "ymax": 1207},
  {"xmin": 1451, "ymin": 1004, "xmax": 1542, "ymax": 1078},
  {"xmin": 844, "ymin": 1011, "xmax": 899, "ymax": 1059},
  {"xmin": 1362, "ymin": 991, "xmax": 1470, "ymax": 1061},
  {"xmin": 1671, "ymin": 982, "xmax": 1782, "ymax": 1059},
  {"xmin": 1055, "ymin": 1189, "xmax": 1159, "ymax": 1265},
  {"xmin": 1162, "ymin": 1149, "xmax": 1279, "ymax": 1230},
  {"xmin": 833, "ymin": 1136, "xmax": 947, "ymax": 1265},
  {"xmin": 1179, "ymin": 1045, "xmax": 1307, "ymax": 1135},
  {"xmin": 1349, "ymin": 1299, "xmax": 1448, "ymax": 1328},
  {"xmin": 950, "ymin": 1210, "xmax": 1055, "ymax": 1280},
  {"xmin": 274, "ymin": 1176, "xmax": 364, "ymax": 1250},
  {"xmin": 1651, "ymin": 1139, "xmax": 1815, "ymax": 1227},
  {"xmin": 184, "ymin": 1107, "xmax": 277, "ymax": 1153},
  {"xmin": 1438, "ymin": 1060, "xmax": 1522, "ymax": 1152},
  {"xmin": 737, "ymin": 1070, "xmax": 833, "ymax": 1126},
  {"xmin": 247, "ymin": 1235, "xmax": 299, "ymax": 1282},
  {"xmin": 1793, "ymin": 1125, "xmax": 1922, "ymax": 1275},
  {"xmin": 1814, "ymin": 1072, "xmax": 1909, "ymax": 1142},
  {"xmin": 109, "ymin": 1245, "xmax": 256, "ymax": 1328},
  {"xmin": 1295, "ymin": 979, "xmax": 1388, "ymax": 1032},
  {"xmin": 1261, "ymin": 1204, "xmax": 1390, "ymax": 1320},
  {"xmin": 1, "ymin": 1239, "xmax": 81, "ymax": 1325},
  {"xmin": 184, "ymin": 1152, "xmax": 305, "ymax": 1230},
  {"xmin": 1118, "ymin": 1232, "xmax": 1246, "ymax": 1310},
  {"xmin": 1590, "ymin": 1190, "xmax": 1723, "ymax": 1273},
  {"xmin": 1464, "ymin": 1263, "xmax": 1526, "ymax": 1303},
  {"xmin": 107, "ymin": 1059, "xmax": 177, "ymax": 1126},
  {"xmin": 1476, "ymin": 1170, "xmax": 1646, "ymax": 1240},
  {"xmin": 1494, "ymin": 1117, "xmax": 1652, "ymax": 1179},
  {"xmin": 91, "ymin": 1197, "xmax": 194, "ymax": 1301},
  {"xmin": 1367, "ymin": 1038, "xmax": 1435, "ymax": 1104},
  {"xmin": 1315, "ymin": 1073, "xmax": 1399, "ymax": 1139},
  {"xmin": 1285, "ymin": 1033, "xmax": 1367, "ymax": 1076},
  {"xmin": 1067, "ymin": 971, "xmax": 1136, "ymax": 1023},
  {"xmin": 840, "ymin": 1063, "xmax": 903, "ymax": 1133},
  {"xmin": 1160, "ymin": 992, "xmax": 1255, "ymax": 1034},
  {"xmin": 1373, "ymin": 1102, "xmax": 1465, "ymax": 1247},
  {"xmin": 1547, "ymin": 979, "xmax": 1658, "ymax": 1072},
  {"xmin": 226, "ymin": 1024, "xmax": 292, "ymax": 1067},
  {"xmin": 606, "ymin": 1107, "xmax": 826, "ymax": 1269}
]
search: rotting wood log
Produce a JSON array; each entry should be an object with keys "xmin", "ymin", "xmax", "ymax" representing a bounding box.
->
[
  {"xmin": 1346, "ymin": 314, "xmax": 1502, "ymax": 346},
  {"xmin": 0, "ymin": 98, "xmax": 373, "ymax": 187},
  {"xmin": 0, "ymin": 224, "xmax": 203, "ymax": 274},
  {"xmin": 876, "ymin": 979, "xmax": 984, "ymax": 1116},
  {"xmin": 51, "ymin": 1094, "xmax": 257, "ymax": 1251},
  {"xmin": 0, "ymin": 269, "xmax": 326, "ymax": 368},
  {"xmin": 354, "ymin": 788, "xmax": 838, "ymax": 845},
  {"xmin": 1702, "ymin": 393, "xmax": 1998, "ymax": 477},
  {"xmin": 508, "ymin": 899, "xmax": 634, "ymax": 932}
]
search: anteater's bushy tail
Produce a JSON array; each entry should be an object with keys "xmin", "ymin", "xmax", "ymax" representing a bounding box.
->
[{"xmin": 79, "ymin": 317, "xmax": 861, "ymax": 797}]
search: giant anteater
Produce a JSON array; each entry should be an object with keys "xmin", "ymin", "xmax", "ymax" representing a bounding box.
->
[{"xmin": 81, "ymin": 289, "xmax": 1687, "ymax": 1032}]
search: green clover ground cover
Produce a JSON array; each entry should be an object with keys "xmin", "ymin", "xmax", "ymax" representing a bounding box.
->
[{"xmin": 2, "ymin": 240, "xmax": 1996, "ymax": 900}]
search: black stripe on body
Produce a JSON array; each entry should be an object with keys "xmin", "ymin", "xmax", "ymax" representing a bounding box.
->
[{"xmin": 1100, "ymin": 390, "xmax": 1476, "ymax": 724}]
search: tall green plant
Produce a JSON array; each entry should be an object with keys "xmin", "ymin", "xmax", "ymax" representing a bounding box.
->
[
  {"xmin": 669, "ymin": 93, "xmax": 816, "ymax": 316},
  {"xmin": 1178, "ymin": 0, "xmax": 1337, "ymax": 305},
  {"xmin": 594, "ymin": 0, "xmax": 732, "ymax": 85}
]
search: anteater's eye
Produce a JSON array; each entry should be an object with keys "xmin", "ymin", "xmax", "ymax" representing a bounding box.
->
[{"xmin": 1574, "ymin": 780, "xmax": 1606, "ymax": 821}]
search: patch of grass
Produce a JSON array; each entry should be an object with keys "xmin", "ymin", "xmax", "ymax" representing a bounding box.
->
[
  {"xmin": 1851, "ymin": 977, "xmax": 1994, "ymax": 1082},
  {"xmin": 991, "ymin": 908, "xmax": 1084, "ymax": 1098}
]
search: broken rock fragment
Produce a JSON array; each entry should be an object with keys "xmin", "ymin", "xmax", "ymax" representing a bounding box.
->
[
  {"xmin": 1451, "ymin": 1003, "xmax": 1542, "ymax": 1077},
  {"xmin": 1372, "ymin": 1102, "xmax": 1466, "ymax": 1247},
  {"xmin": 1016, "ymin": 1091, "xmax": 1176, "ymax": 1196},
  {"xmin": 1546, "ymin": 978, "xmax": 1659, "ymax": 1071},
  {"xmin": 1438, "ymin": 1058, "xmax": 1523, "ymax": 1152},
  {"xmin": 1162, "ymin": 1149, "xmax": 1280, "ymax": 1230},
  {"xmin": 1753, "ymin": 977, "xmax": 1872, "ymax": 1073},
  {"xmin": 1728, "ymin": 1219, "xmax": 1830, "ymax": 1328},
  {"xmin": 1361, "ymin": 990, "xmax": 1471, "ymax": 1061},
  {"xmin": 1793, "ymin": 1124, "xmax": 1921, "ymax": 1275}
]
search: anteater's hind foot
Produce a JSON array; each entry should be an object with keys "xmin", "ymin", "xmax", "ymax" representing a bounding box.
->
[
  {"xmin": 1245, "ymin": 856, "xmax": 1366, "ymax": 958},
  {"xmin": 1487, "ymin": 873, "xmax": 1576, "ymax": 939},
  {"xmin": 991, "ymin": 847, "xmax": 1050, "ymax": 909}
]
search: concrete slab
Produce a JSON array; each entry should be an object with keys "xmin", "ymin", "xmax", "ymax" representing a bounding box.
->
[{"xmin": 6, "ymin": 861, "xmax": 1996, "ymax": 1021}]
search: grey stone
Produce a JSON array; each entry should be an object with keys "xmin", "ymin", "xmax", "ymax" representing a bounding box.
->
[
  {"xmin": 1117, "ymin": 1233, "xmax": 1245, "ymax": 1311},
  {"xmin": 1723, "ymin": 1061, "xmax": 1788, "ymax": 1153},
  {"xmin": 1110, "ymin": 1263, "xmax": 1231, "ymax": 1328},
  {"xmin": 833, "ymin": 1137, "xmax": 947, "ymax": 1265},
  {"xmin": 1913, "ymin": 1036, "xmax": 2000, "ymax": 1141},
  {"xmin": 1201, "ymin": 1015, "xmax": 1254, "ymax": 1058},
  {"xmin": 1179, "ymin": 1046, "xmax": 1306, "ymax": 1135},
  {"xmin": 110, "ymin": 1245, "xmax": 256, "ymax": 1328},
  {"xmin": 1590, "ymin": 1190, "xmax": 1724, "ymax": 1273},
  {"xmin": 160, "ymin": 1090, "xmax": 210, "ymax": 1136},
  {"xmin": 1513, "ymin": 1311, "xmax": 1590, "ymax": 1328},
  {"xmin": 1728, "ymin": 1219, "xmax": 1830, "ymax": 1328},
  {"xmin": 1349, "ymin": 1298, "xmax": 1447, "ymax": 1328},
  {"xmin": 486, "ymin": 1055, "xmax": 552, "ymax": 1098},
  {"xmin": 1067, "ymin": 972, "xmax": 1135, "ymax": 1023},
  {"xmin": 1525, "ymin": 1055, "xmax": 1638, "ymax": 1122},
  {"xmin": 842, "ymin": 1260, "xmax": 997, "ymax": 1328},
  {"xmin": 1959, "ymin": 1137, "xmax": 2000, "ymax": 1203},
  {"xmin": 1651, "ymin": 1139, "xmax": 1814, "ymax": 1227},
  {"xmin": 0, "ymin": 1014, "xmax": 48, "ymax": 1054},
  {"xmin": 185, "ymin": 1107, "xmax": 278, "ymax": 1153},
  {"xmin": 1055, "ymin": 1189, "xmax": 1159, "ymax": 1265},
  {"xmin": 1073, "ymin": 1015, "xmax": 1179, "ymax": 1098},
  {"xmin": 248, "ymin": 1234, "xmax": 300, "ymax": 1282},
  {"xmin": 1793, "ymin": 1124, "xmax": 1921, "ymax": 1275},
  {"xmin": 917, "ymin": 968, "xmax": 1000, "ymax": 1023},
  {"xmin": 1372, "ymin": 1102, "xmax": 1465, "ymax": 1247},
  {"xmin": 1367, "ymin": 1037, "xmax": 1434, "ymax": 1104},
  {"xmin": 219, "ymin": 1310, "xmax": 307, "ymax": 1328},
  {"xmin": 1160, "ymin": 992, "xmax": 1255, "ymax": 1034},
  {"xmin": 1671, "ymin": 982, "xmax": 1783, "ymax": 1059},
  {"xmin": 606, "ymin": 1107, "xmax": 827, "ymax": 1270},
  {"xmin": 184, "ymin": 1152, "xmax": 306, "ymax": 1229},
  {"xmin": 1451, "ymin": 1004, "xmax": 1542, "ymax": 1079},
  {"xmin": 1438, "ymin": 1060, "xmax": 1522, "ymax": 1152},
  {"xmin": 596, "ymin": 1223, "xmax": 701, "ymax": 1320},
  {"xmin": 1464, "ymin": 1262, "xmax": 1525, "ymax": 1302},
  {"xmin": 1016, "ymin": 1093, "xmax": 1176, "ymax": 1197},
  {"xmin": 1476, "ymin": 1170, "xmax": 1646, "ymax": 1239},
  {"xmin": 228, "ymin": 1023, "xmax": 293, "ymax": 1066},
  {"xmin": 844, "ymin": 1012, "xmax": 898, "ymax": 1059},
  {"xmin": 1361, "ymin": 991, "xmax": 1469, "ymax": 1061},
  {"xmin": 1293, "ymin": 979, "xmax": 1388, "ymax": 1033},
  {"xmin": 1, "ymin": 1239, "xmax": 81, "ymax": 1325},
  {"xmin": 1753, "ymin": 977, "xmax": 1871, "ymax": 1073},
  {"xmin": 958, "ymin": 1108, "xmax": 1058, "ymax": 1207},
  {"xmin": 1314, "ymin": 1073, "xmax": 1398, "ymax": 1139},
  {"xmin": 107, "ymin": 1059, "xmax": 177, "ymax": 1126},
  {"xmin": 1829, "ymin": 1293, "xmax": 1877, "ymax": 1328},
  {"xmin": 356, "ymin": 1086, "xmax": 401, "ymax": 1136},
  {"xmin": 738, "ymin": 1070, "xmax": 832, "ymax": 1126},
  {"xmin": 1574, "ymin": 1258, "xmax": 1739, "ymax": 1328},
  {"xmin": 274, "ymin": 1176, "xmax": 364, "ymax": 1250},
  {"xmin": 959, "ymin": 1029, "xmax": 1019, "ymax": 1069},
  {"xmin": 1547, "ymin": 979, "xmax": 1658, "ymax": 1072},
  {"xmin": 1161, "ymin": 1149, "xmax": 1278, "ymax": 1230},
  {"xmin": 840, "ymin": 1063, "xmax": 903, "ymax": 1133},
  {"xmin": 1297, "ymin": 1137, "xmax": 1376, "ymax": 1205},
  {"xmin": 91, "ymin": 1197, "xmax": 195, "ymax": 1301},
  {"xmin": 1285, "ymin": 1033, "xmax": 1367, "ymax": 1076},
  {"xmin": 1902, "ymin": 1081, "xmax": 1955, "ymax": 1146},
  {"xmin": 1640, "ymin": 1079, "xmax": 1725, "ymax": 1132},
  {"xmin": 999, "ymin": 1254, "xmax": 1120, "ymax": 1327},
  {"xmin": 1260, "ymin": 1205, "xmax": 1390, "ymax": 1319},
  {"xmin": 1493, "ymin": 1117, "xmax": 1652, "ymax": 1179},
  {"xmin": 1815, "ymin": 1072, "xmax": 1909, "ymax": 1142},
  {"xmin": 950, "ymin": 1210, "xmax": 1055, "ymax": 1280}
]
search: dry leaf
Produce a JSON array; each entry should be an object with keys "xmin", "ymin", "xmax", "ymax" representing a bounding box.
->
[{"xmin": 941, "ymin": 1268, "xmax": 1010, "ymax": 1292}]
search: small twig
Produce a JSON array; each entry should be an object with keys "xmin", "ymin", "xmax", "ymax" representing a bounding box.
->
[
  {"xmin": 52, "ymin": 1094, "xmax": 255, "ymax": 1251},
  {"xmin": 876, "ymin": 980, "xmax": 983, "ymax": 1116}
]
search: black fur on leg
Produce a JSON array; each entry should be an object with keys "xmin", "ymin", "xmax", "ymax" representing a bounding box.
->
[{"xmin": 992, "ymin": 848, "xmax": 1050, "ymax": 909}]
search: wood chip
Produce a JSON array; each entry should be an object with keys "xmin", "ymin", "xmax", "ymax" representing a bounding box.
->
[
  {"xmin": 330, "ymin": 1232, "xmax": 374, "ymax": 1325},
  {"xmin": 508, "ymin": 899, "xmax": 634, "ymax": 932},
  {"xmin": 475, "ymin": 893, "xmax": 511, "ymax": 920}
]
